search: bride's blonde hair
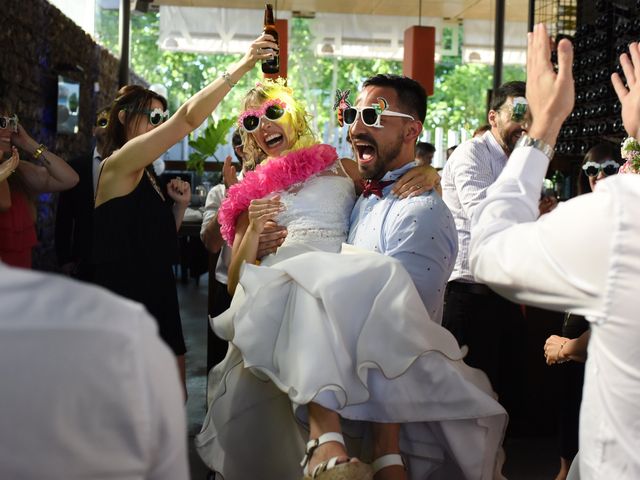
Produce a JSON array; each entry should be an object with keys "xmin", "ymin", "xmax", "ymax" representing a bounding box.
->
[{"xmin": 240, "ymin": 78, "xmax": 317, "ymax": 169}]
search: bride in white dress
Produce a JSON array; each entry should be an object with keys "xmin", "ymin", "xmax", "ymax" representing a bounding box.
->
[{"xmin": 195, "ymin": 77, "xmax": 507, "ymax": 480}]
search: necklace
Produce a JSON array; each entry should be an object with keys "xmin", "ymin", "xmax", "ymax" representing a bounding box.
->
[{"xmin": 145, "ymin": 168, "xmax": 165, "ymax": 201}]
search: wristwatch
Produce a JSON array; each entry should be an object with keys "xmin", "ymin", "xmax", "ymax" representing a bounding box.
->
[{"xmin": 514, "ymin": 134, "xmax": 555, "ymax": 160}]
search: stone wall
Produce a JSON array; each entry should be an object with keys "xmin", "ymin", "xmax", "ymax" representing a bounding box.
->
[{"xmin": 0, "ymin": 0, "xmax": 146, "ymax": 270}]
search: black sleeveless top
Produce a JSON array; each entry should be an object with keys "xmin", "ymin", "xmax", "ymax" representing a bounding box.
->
[{"xmin": 92, "ymin": 168, "xmax": 185, "ymax": 355}]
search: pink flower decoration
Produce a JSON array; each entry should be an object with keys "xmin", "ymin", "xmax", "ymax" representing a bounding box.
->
[{"xmin": 217, "ymin": 143, "xmax": 339, "ymax": 245}]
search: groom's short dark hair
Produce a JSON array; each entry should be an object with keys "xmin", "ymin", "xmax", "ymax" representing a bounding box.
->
[{"xmin": 362, "ymin": 74, "xmax": 427, "ymax": 123}]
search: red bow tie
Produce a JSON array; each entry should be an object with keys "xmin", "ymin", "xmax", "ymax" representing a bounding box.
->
[{"xmin": 361, "ymin": 179, "xmax": 395, "ymax": 198}]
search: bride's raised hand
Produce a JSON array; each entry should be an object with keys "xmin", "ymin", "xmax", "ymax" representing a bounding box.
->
[
  {"xmin": 247, "ymin": 196, "xmax": 285, "ymax": 234},
  {"xmin": 239, "ymin": 34, "xmax": 279, "ymax": 70}
]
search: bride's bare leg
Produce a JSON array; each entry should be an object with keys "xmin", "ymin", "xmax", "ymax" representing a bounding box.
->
[
  {"xmin": 372, "ymin": 423, "xmax": 407, "ymax": 480},
  {"xmin": 307, "ymin": 402, "xmax": 358, "ymax": 472}
]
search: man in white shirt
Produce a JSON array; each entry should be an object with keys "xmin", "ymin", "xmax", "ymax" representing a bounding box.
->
[
  {"xmin": 440, "ymin": 81, "xmax": 529, "ymax": 423},
  {"xmin": 0, "ymin": 261, "xmax": 189, "ymax": 479},
  {"xmin": 470, "ymin": 24, "xmax": 640, "ymax": 479}
]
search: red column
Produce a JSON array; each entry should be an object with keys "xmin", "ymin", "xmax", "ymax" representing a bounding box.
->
[
  {"xmin": 264, "ymin": 19, "xmax": 288, "ymax": 80},
  {"xmin": 403, "ymin": 26, "xmax": 436, "ymax": 96}
]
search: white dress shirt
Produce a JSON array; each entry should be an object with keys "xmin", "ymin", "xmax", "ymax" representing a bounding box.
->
[
  {"xmin": 348, "ymin": 162, "xmax": 458, "ymax": 322},
  {"xmin": 201, "ymin": 183, "xmax": 231, "ymax": 284},
  {"xmin": 470, "ymin": 146, "xmax": 640, "ymax": 480},
  {"xmin": 0, "ymin": 263, "xmax": 189, "ymax": 480},
  {"xmin": 441, "ymin": 131, "xmax": 507, "ymax": 282}
]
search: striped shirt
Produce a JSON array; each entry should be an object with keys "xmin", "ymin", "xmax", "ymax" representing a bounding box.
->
[{"xmin": 441, "ymin": 130, "xmax": 507, "ymax": 282}]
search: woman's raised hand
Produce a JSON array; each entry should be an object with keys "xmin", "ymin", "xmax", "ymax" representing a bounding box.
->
[
  {"xmin": 240, "ymin": 34, "xmax": 279, "ymax": 69},
  {"xmin": 248, "ymin": 196, "xmax": 284, "ymax": 234},
  {"xmin": 612, "ymin": 42, "xmax": 640, "ymax": 139},
  {"xmin": 0, "ymin": 147, "xmax": 20, "ymax": 182}
]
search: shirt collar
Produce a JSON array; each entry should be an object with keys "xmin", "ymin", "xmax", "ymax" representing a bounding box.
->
[
  {"xmin": 93, "ymin": 147, "xmax": 102, "ymax": 161},
  {"xmin": 380, "ymin": 161, "xmax": 417, "ymax": 182},
  {"xmin": 484, "ymin": 130, "xmax": 508, "ymax": 161}
]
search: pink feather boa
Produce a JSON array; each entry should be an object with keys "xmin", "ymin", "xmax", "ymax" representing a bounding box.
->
[{"xmin": 218, "ymin": 143, "xmax": 338, "ymax": 245}]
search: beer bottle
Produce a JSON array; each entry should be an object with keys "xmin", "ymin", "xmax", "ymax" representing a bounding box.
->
[{"xmin": 261, "ymin": 4, "xmax": 279, "ymax": 74}]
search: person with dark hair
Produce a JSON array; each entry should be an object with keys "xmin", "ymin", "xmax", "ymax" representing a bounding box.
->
[
  {"xmin": 195, "ymin": 73, "xmax": 505, "ymax": 480},
  {"xmin": 446, "ymin": 145, "xmax": 458, "ymax": 160},
  {"xmin": 91, "ymin": 35, "xmax": 279, "ymax": 390},
  {"xmin": 415, "ymin": 141, "xmax": 435, "ymax": 166},
  {"xmin": 55, "ymin": 107, "xmax": 110, "ymax": 280},
  {"xmin": 577, "ymin": 142, "xmax": 621, "ymax": 194},
  {"xmin": 439, "ymin": 80, "xmax": 529, "ymax": 428},
  {"xmin": 0, "ymin": 102, "xmax": 79, "ymax": 268},
  {"xmin": 200, "ymin": 128, "xmax": 264, "ymax": 371}
]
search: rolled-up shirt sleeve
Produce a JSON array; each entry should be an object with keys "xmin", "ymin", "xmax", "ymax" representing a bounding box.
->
[
  {"xmin": 470, "ymin": 146, "xmax": 609, "ymax": 317},
  {"xmin": 200, "ymin": 184, "xmax": 225, "ymax": 242}
]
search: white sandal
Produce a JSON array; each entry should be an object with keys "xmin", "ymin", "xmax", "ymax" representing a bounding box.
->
[
  {"xmin": 371, "ymin": 453, "xmax": 407, "ymax": 477},
  {"xmin": 301, "ymin": 432, "xmax": 373, "ymax": 480}
]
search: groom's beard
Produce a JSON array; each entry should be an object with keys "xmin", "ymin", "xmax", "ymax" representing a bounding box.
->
[{"xmin": 351, "ymin": 133, "xmax": 403, "ymax": 180}]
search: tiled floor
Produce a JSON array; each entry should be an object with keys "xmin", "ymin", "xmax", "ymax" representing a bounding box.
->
[{"xmin": 178, "ymin": 277, "xmax": 561, "ymax": 480}]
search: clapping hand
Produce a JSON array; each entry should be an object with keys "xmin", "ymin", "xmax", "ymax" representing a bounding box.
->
[
  {"xmin": 0, "ymin": 146, "xmax": 19, "ymax": 182},
  {"xmin": 222, "ymin": 155, "xmax": 238, "ymax": 188},
  {"xmin": 611, "ymin": 42, "xmax": 640, "ymax": 139},
  {"xmin": 526, "ymin": 23, "xmax": 575, "ymax": 146},
  {"xmin": 167, "ymin": 177, "xmax": 191, "ymax": 206}
]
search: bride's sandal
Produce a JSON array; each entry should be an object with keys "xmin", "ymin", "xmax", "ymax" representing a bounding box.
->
[
  {"xmin": 371, "ymin": 454, "xmax": 407, "ymax": 479},
  {"xmin": 301, "ymin": 432, "xmax": 373, "ymax": 480}
]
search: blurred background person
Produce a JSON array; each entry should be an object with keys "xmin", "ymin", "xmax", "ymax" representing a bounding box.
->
[
  {"xmin": 415, "ymin": 141, "xmax": 435, "ymax": 166},
  {"xmin": 0, "ymin": 101, "xmax": 78, "ymax": 268},
  {"xmin": 55, "ymin": 107, "xmax": 109, "ymax": 280}
]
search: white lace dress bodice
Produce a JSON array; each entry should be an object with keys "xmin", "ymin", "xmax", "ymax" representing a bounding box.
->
[{"xmin": 272, "ymin": 162, "xmax": 356, "ymax": 253}]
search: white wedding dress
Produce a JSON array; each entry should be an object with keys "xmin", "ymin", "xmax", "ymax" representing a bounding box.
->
[{"xmin": 195, "ymin": 161, "xmax": 507, "ymax": 480}]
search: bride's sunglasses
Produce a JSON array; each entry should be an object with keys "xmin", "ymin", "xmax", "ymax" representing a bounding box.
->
[
  {"xmin": 0, "ymin": 114, "xmax": 18, "ymax": 132},
  {"xmin": 343, "ymin": 106, "xmax": 414, "ymax": 128},
  {"xmin": 582, "ymin": 160, "xmax": 619, "ymax": 177},
  {"xmin": 239, "ymin": 100, "xmax": 287, "ymax": 132}
]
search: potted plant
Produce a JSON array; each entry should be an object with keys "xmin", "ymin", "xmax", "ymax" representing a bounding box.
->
[{"xmin": 187, "ymin": 116, "xmax": 237, "ymax": 176}]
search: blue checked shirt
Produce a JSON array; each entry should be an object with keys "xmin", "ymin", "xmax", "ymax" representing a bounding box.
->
[{"xmin": 348, "ymin": 162, "xmax": 458, "ymax": 323}]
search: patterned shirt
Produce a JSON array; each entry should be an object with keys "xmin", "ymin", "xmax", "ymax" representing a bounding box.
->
[
  {"xmin": 348, "ymin": 162, "xmax": 458, "ymax": 323},
  {"xmin": 440, "ymin": 130, "xmax": 508, "ymax": 282}
]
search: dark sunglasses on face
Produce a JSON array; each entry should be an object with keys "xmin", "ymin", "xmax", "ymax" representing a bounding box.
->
[
  {"xmin": 239, "ymin": 101, "xmax": 286, "ymax": 132},
  {"xmin": 0, "ymin": 114, "xmax": 18, "ymax": 132},
  {"xmin": 582, "ymin": 160, "xmax": 619, "ymax": 177},
  {"xmin": 342, "ymin": 106, "xmax": 414, "ymax": 128}
]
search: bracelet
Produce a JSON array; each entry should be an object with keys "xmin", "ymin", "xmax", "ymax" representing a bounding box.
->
[
  {"xmin": 620, "ymin": 137, "xmax": 640, "ymax": 174},
  {"xmin": 558, "ymin": 340, "xmax": 568, "ymax": 363},
  {"xmin": 222, "ymin": 71, "xmax": 236, "ymax": 89},
  {"xmin": 33, "ymin": 144, "xmax": 47, "ymax": 161}
]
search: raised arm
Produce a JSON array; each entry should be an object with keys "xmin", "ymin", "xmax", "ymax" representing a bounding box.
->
[
  {"xmin": 0, "ymin": 147, "xmax": 19, "ymax": 211},
  {"xmin": 227, "ymin": 196, "xmax": 283, "ymax": 294},
  {"xmin": 12, "ymin": 125, "xmax": 78, "ymax": 193},
  {"xmin": 104, "ymin": 35, "xmax": 278, "ymax": 177}
]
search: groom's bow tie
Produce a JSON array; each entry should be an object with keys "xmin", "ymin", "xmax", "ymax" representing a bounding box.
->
[{"xmin": 361, "ymin": 179, "xmax": 395, "ymax": 198}]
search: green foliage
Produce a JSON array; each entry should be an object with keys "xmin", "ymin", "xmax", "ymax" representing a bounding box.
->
[
  {"xmin": 187, "ymin": 117, "xmax": 237, "ymax": 174},
  {"xmin": 94, "ymin": 10, "xmax": 526, "ymax": 142}
]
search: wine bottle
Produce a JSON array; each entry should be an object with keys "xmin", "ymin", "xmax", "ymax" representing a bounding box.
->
[{"xmin": 261, "ymin": 4, "xmax": 279, "ymax": 74}]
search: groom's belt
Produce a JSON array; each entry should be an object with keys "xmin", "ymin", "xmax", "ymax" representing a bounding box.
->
[{"xmin": 446, "ymin": 280, "xmax": 493, "ymax": 296}]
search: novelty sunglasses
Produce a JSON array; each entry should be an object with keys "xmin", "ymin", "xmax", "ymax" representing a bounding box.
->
[
  {"xmin": 342, "ymin": 106, "xmax": 415, "ymax": 128},
  {"xmin": 582, "ymin": 160, "xmax": 619, "ymax": 177},
  {"xmin": 239, "ymin": 100, "xmax": 287, "ymax": 132}
]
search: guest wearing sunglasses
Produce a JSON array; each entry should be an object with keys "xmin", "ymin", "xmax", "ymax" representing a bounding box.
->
[
  {"xmin": 578, "ymin": 142, "xmax": 621, "ymax": 194},
  {"xmin": 92, "ymin": 35, "xmax": 278, "ymax": 393},
  {"xmin": 0, "ymin": 101, "xmax": 79, "ymax": 268},
  {"xmin": 196, "ymin": 74, "xmax": 506, "ymax": 480},
  {"xmin": 55, "ymin": 107, "xmax": 110, "ymax": 280}
]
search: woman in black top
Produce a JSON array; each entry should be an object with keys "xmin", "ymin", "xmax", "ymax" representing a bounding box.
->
[{"xmin": 93, "ymin": 34, "xmax": 278, "ymax": 390}]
